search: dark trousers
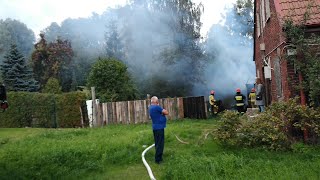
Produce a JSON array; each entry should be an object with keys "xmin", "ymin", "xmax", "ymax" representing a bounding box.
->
[
  {"xmin": 210, "ymin": 105, "xmax": 214, "ymax": 116},
  {"xmin": 153, "ymin": 129, "xmax": 164, "ymax": 163},
  {"xmin": 236, "ymin": 106, "xmax": 244, "ymax": 113}
]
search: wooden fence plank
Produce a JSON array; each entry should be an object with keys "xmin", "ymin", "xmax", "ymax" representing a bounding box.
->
[
  {"xmin": 96, "ymin": 96, "xmax": 205, "ymax": 126},
  {"xmin": 102, "ymin": 103, "xmax": 107, "ymax": 125},
  {"xmin": 106, "ymin": 102, "xmax": 111, "ymax": 124},
  {"xmin": 123, "ymin": 101, "xmax": 129, "ymax": 124},
  {"xmin": 143, "ymin": 100, "xmax": 148, "ymax": 123},
  {"xmin": 177, "ymin": 97, "xmax": 184, "ymax": 119},
  {"xmin": 128, "ymin": 101, "xmax": 134, "ymax": 124},
  {"xmin": 134, "ymin": 100, "xmax": 140, "ymax": 124},
  {"xmin": 112, "ymin": 102, "xmax": 117, "ymax": 124}
]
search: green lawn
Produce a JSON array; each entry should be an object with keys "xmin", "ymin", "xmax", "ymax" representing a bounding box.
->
[{"xmin": 1, "ymin": 119, "xmax": 320, "ymax": 179}]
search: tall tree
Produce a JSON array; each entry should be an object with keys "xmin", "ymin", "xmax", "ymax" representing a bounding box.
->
[
  {"xmin": 0, "ymin": 19, "xmax": 35, "ymax": 62},
  {"xmin": 105, "ymin": 20, "xmax": 125, "ymax": 61},
  {"xmin": 226, "ymin": 0, "xmax": 254, "ymax": 38},
  {"xmin": 115, "ymin": 0, "xmax": 205, "ymax": 97},
  {"xmin": 200, "ymin": 0, "xmax": 255, "ymax": 98},
  {"xmin": 31, "ymin": 34, "xmax": 74, "ymax": 92},
  {"xmin": 0, "ymin": 44, "xmax": 38, "ymax": 92},
  {"xmin": 87, "ymin": 58, "xmax": 137, "ymax": 102},
  {"xmin": 42, "ymin": 15, "xmax": 107, "ymax": 86}
]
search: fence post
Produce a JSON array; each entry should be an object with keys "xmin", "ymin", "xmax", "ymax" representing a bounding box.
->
[
  {"xmin": 147, "ymin": 94, "xmax": 150, "ymax": 120},
  {"xmin": 52, "ymin": 95, "xmax": 57, "ymax": 128},
  {"xmin": 79, "ymin": 106, "xmax": 84, "ymax": 128},
  {"xmin": 91, "ymin": 87, "xmax": 97, "ymax": 127}
]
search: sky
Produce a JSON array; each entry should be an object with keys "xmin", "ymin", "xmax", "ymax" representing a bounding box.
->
[{"xmin": 0, "ymin": 0, "xmax": 236, "ymax": 37}]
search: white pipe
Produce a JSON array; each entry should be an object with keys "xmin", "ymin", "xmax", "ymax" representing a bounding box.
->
[{"xmin": 142, "ymin": 144, "xmax": 156, "ymax": 180}]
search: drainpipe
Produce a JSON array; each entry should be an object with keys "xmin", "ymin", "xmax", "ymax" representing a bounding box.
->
[
  {"xmin": 298, "ymin": 72, "xmax": 307, "ymax": 106},
  {"xmin": 253, "ymin": 0, "xmax": 256, "ymax": 62},
  {"xmin": 298, "ymin": 72, "xmax": 308, "ymax": 142}
]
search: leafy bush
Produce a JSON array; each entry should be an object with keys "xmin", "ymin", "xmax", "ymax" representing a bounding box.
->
[
  {"xmin": 0, "ymin": 91, "xmax": 87, "ymax": 128},
  {"xmin": 86, "ymin": 58, "xmax": 137, "ymax": 102},
  {"xmin": 42, "ymin": 77, "xmax": 62, "ymax": 94},
  {"xmin": 215, "ymin": 98, "xmax": 320, "ymax": 150},
  {"xmin": 215, "ymin": 111, "xmax": 241, "ymax": 145}
]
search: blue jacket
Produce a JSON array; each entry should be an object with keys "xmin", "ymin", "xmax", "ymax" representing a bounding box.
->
[{"xmin": 149, "ymin": 105, "xmax": 167, "ymax": 130}]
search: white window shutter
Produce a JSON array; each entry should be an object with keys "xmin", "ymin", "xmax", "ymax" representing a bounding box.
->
[
  {"xmin": 266, "ymin": 0, "xmax": 271, "ymax": 20},
  {"xmin": 261, "ymin": 0, "xmax": 265, "ymax": 27},
  {"xmin": 256, "ymin": 13, "xmax": 261, "ymax": 37}
]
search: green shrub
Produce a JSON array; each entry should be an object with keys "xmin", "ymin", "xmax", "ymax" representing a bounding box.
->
[
  {"xmin": 238, "ymin": 113, "xmax": 290, "ymax": 150},
  {"xmin": 215, "ymin": 111, "xmax": 242, "ymax": 145},
  {"xmin": 0, "ymin": 92, "xmax": 87, "ymax": 128},
  {"xmin": 215, "ymin": 98, "xmax": 320, "ymax": 150},
  {"xmin": 42, "ymin": 77, "xmax": 62, "ymax": 94}
]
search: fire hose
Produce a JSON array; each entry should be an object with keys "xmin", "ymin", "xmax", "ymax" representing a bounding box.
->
[{"xmin": 142, "ymin": 144, "xmax": 156, "ymax": 180}]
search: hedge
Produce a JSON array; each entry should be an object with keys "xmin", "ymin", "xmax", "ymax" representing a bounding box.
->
[{"xmin": 0, "ymin": 92, "xmax": 87, "ymax": 128}]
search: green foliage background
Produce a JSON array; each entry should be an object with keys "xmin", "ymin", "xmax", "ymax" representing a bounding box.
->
[
  {"xmin": 283, "ymin": 14, "xmax": 320, "ymax": 106},
  {"xmin": 0, "ymin": 91, "xmax": 87, "ymax": 128},
  {"xmin": 215, "ymin": 98, "xmax": 320, "ymax": 150}
]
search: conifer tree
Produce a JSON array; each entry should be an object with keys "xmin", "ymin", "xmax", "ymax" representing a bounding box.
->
[{"xmin": 0, "ymin": 44, "xmax": 39, "ymax": 91}]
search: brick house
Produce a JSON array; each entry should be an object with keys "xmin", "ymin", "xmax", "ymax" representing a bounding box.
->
[{"xmin": 254, "ymin": 0, "xmax": 320, "ymax": 105}]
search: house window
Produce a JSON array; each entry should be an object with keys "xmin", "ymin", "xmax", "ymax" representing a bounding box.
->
[
  {"xmin": 274, "ymin": 58, "xmax": 282, "ymax": 97},
  {"xmin": 265, "ymin": 0, "xmax": 271, "ymax": 21}
]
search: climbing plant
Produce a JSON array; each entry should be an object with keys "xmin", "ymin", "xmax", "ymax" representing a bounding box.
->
[{"xmin": 283, "ymin": 12, "xmax": 320, "ymax": 107}]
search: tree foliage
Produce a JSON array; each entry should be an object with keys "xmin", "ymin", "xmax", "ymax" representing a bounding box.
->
[
  {"xmin": 87, "ymin": 58, "xmax": 136, "ymax": 102},
  {"xmin": 233, "ymin": 0, "xmax": 254, "ymax": 38},
  {"xmin": 31, "ymin": 34, "xmax": 74, "ymax": 92},
  {"xmin": 105, "ymin": 20, "xmax": 125, "ymax": 61},
  {"xmin": 0, "ymin": 44, "xmax": 38, "ymax": 92},
  {"xmin": 283, "ymin": 17, "xmax": 320, "ymax": 107},
  {"xmin": 0, "ymin": 19, "xmax": 35, "ymax": 62},
  {"xmin": 42, "ymin": 15, "xmax": 107, "ymax": 86},
  {"xmin": 116, "ymin": 0, "xmax": 205, "ymax": 97},
  {"xmin": 42, "ymin": 77, "xmax": 62, "ymax": 94}
]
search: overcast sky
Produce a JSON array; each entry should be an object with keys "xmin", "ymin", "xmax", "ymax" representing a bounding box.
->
[{"xmin": 0, "ymin": 0, "xmax": 235, "ymax": 36}]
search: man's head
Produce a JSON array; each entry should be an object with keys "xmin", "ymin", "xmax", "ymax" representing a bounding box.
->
[{"xmin": 151, "ymin": 96, "xmax": 159, "ymax": 105}]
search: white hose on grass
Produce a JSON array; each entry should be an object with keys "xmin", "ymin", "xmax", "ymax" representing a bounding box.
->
[{"xmin": 142, "ymin": 144, "xmax": 156, "ymax": 180}]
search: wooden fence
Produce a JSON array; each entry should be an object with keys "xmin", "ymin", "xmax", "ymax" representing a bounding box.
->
[{"xmin": 92, "ymin": 96, "xmax": 207, "ymax": 127}]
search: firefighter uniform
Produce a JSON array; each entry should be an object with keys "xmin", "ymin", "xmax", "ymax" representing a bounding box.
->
[
  {"xmin": 248, "ymin": 90, "xmax": 256, "ymax": 108},
  {"xmin": 209, "ymin": 90, "xmax": 218, "ymax": 115},
  {"xmin": 235, "ymin": 88, "xmax": 245, "ymax": 113}
]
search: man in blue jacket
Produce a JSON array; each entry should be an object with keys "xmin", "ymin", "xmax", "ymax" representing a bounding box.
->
[{"xmin": 149, "ymin": 96, "xmax": 169, "ymax": 164}]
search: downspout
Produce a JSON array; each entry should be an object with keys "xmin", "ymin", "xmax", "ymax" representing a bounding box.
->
[
  {"xmin": 298, "ymin": 73, "xmax": 307, "ymax": 106},
  {"xmin": 253, "ymin": 0, "xmax": 256, "ymax": 62},
  {"xmin": 297, "ymin": 55, "xmax": 308, "ymax": 141}
]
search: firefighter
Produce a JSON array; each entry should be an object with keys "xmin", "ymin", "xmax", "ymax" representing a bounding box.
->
[
  {"xmin": 248, "ymin": 88, "xmax": 256, "ymax": 108},
  {"xmin": 234, "ymin": 88, "xmax": 246, "ymax": 114},
  {"xmin": 209, "ymin": 90, "xmax": 218, "ymax": 116}
]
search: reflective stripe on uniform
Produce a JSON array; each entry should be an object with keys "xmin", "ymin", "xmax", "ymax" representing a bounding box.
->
[{"xmin": 235, "ymin": 96, "xmax": 243, "ymax": 101}]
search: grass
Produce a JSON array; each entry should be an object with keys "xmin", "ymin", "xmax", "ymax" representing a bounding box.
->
[{"xmin": 1, "ymin": 119, "xmax": 320, "ymax": 179}]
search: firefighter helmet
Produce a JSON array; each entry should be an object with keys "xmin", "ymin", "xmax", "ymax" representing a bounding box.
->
[
  {"xmin": 251, "ymin": 88, "xmax": 255, "ymax": 92},
  {"xmin": 236, "ymin": 88, "xmax": 241, "ymax": 93},
  {"xmin": 210, "ymin": 90, "xmax": 215, "ymax": 95}
]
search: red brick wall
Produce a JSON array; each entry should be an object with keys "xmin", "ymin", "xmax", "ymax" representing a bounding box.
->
[{"xmin": 254, "ymin": 0, "xmax": 294, "ymax": 103}]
